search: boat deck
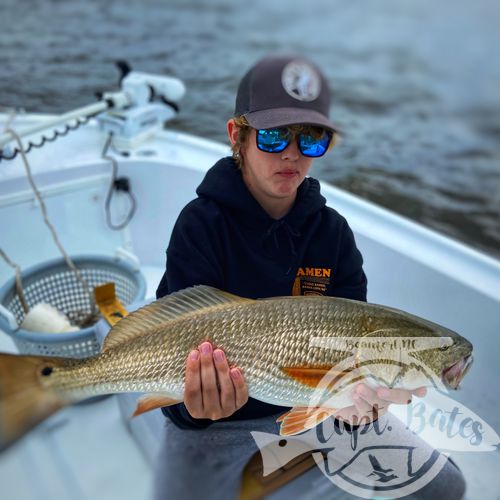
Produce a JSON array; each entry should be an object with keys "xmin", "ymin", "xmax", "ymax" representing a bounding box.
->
[
  {"xmin": 1, "ymin": 116, "xmax": 499, "ymax": 499},
  {"xmin": 0, "ymin": 396, "xmax": 153, "ymax": 500}
]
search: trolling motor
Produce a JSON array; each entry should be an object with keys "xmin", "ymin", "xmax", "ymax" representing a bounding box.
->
[
  {"xmin": 0, "ymin": 61, "xmax": 186, "ymax": 156},
  {"xmin": 97, "ymin": 61, "xmax": 186, "ymax": 149},
  {"xmin": 96, "ymin": 62, "xmax": 188, "ymax": 229}
]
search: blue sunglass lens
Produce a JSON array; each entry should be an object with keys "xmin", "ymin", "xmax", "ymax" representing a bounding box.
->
[
  {"xmin": 257, "ymin": 128, "xmax": 332, "ymax": 157},
  {"xmin": 299, "ymin": 131, "xmax": 331, "ymax": 157},
  {"xmin": 257, "ymin": 128, "xmax": 290, "ymax": 153}
]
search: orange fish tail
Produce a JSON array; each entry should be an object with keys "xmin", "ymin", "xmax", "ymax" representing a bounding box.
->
[{"xmin": 0, "ymin": 352, "xmax": 70, "ymax": 452}]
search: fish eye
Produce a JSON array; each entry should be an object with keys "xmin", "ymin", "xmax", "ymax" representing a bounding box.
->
[
  {"xmin": 41, "ymin": 366, "xmax": 53, "ymax": 376},
  {"xmin": 278, "ymin": 439, "xmax": 287, "ymax": 447}
]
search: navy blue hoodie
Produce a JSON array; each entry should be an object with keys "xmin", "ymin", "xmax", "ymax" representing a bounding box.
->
[{"xmin": 156, "ymin": 157, "xmax": 367, "ymax": 429}]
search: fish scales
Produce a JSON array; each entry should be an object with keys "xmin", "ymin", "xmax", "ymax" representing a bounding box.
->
[
  {"xmin": 47, "ymin": 298, "xmax": 330, "ymax": 398},
  {"xmin": 0, "ymin": 285, "xmax": 474, "ymax": 449},
  {"xmin": 44, "ymin": 293, "xmax": 455, "ymax": 407},
  {"xmin": 32, "ymin": 287, "xmax": 472, "ymax": 405}
]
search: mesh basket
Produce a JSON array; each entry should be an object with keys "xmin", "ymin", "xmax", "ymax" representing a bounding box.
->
[{"xmin": 0, "ymin": 255, "xmax": 146, "ymax": 358}]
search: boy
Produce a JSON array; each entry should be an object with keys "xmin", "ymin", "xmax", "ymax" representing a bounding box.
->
[{"xmin": 154, "ymin": 55, "xmax": 464, "ymax": 499}]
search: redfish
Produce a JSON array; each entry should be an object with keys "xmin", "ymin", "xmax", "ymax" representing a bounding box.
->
[{"xmin": 0, "ymin": 285, "xmax": 473, "ymax": 450}]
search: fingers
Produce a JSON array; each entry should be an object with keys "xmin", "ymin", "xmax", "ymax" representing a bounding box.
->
[
  {"xmin": 376, "ymin": 386, "xmax": 418, "ymax": 405},
  {"xmin": 183, "ymin": 341, "xmax": 248, "ymax": 421},
  {"xmin": 334, "ymin": 383, "xmax": 403, "ymax": 425},
  {"xmin": 334, "ymin": 402, "xmax": 386, "ymax": 426},
  {"xmin": 353, "ymin": 393, "xmax": 381, "ymax": 421},
  {"xmin": 231, "ymin": 367, "xmax": 249, "ymax": 408},
  {"xmin": 355, "ymin": 384, "xmax": 387, "ymax": 412},
  {"xmin": 213, "ymin": 349, "xmax": 236, "ymax": 416},
  {"xmin": 199, "ymin": 342, "xmax": 221, "ymax": 418},
  {"xmin": 412, "ymin": 387, "xmax": 427, "ymax": 398},
  {"xmin": 375, "ymin": 386, "xmax": 427, "ymax": 405},
  {"xmin": 184, "ymin": 350, "xmax": 203, "ymax": 417},
  {"xmin": 333, "ymin": 404, "xmax": 359, "ymax": 424},
  {"xmin": 335, "ymin": 385, "xmax": 386, "ymax": 425}
]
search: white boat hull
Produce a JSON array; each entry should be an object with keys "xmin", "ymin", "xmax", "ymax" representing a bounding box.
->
[{"xmin": 0, "ymin": 114, "xmax": 499, "ymax": 499}]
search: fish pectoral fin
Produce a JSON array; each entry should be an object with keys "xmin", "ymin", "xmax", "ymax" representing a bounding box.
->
[
  {"xmin": 277, "ymin": 406, "xmax": 338, "ymax": 436},
  {"xmin": 132, "ymin": 393, "xmax": 181, "ymax": 417},
  {"xmin": 282, "ymin": 366, "xmax": 353, "ymax": 388}
]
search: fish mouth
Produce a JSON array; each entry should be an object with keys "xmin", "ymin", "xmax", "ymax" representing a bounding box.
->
[{"xmin": 442, "ymin": 354, "xmax": 473, "ymax": 389}]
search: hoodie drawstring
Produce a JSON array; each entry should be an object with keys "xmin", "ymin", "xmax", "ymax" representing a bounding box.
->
[{"xmin": 262, "ymin": 220, "xmax": 301, "ymax": 276}]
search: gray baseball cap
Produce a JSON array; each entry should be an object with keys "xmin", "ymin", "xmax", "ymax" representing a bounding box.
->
[{"xmin": 234, "ymin": 55, "xmax": 337, "ymax": 132}]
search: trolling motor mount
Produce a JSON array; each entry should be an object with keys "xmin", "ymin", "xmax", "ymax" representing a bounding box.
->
[{"xmin": 97, "ymin": 62, "xmax": 186, "ymax": 149}]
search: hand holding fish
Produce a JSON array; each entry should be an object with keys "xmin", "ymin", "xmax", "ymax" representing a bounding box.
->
[
  {"xmin": 333, "ymin": 384, "xmax": 427, "ymax": 425},
  {"xmin": 184, "ymin": 341, "xmax": 249, "ymax": 420}
]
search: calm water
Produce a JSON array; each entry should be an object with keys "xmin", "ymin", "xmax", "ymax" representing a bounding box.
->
[{"xmin": 1, "ymin": 0, "xmax": 499, "ymax": 258}]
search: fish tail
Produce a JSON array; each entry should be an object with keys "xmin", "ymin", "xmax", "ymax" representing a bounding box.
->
[{"xmin": 0, "ymin": 352, "xmax": 70, "ymax": 452}]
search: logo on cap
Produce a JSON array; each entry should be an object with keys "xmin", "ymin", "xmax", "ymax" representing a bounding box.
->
[{"xmin": 281, "ymin": 61, "xmax": 321, "ymax": 102}]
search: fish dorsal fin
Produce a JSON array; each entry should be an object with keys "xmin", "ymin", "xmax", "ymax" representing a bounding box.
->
[{"xmin": 102, "ymin": 285, "xmax": 253, "ymax": 352}]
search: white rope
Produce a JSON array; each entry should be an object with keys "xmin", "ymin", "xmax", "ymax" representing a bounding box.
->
[
  {"xmin": 0, "ymin": 248, "xmax": 29, "ymax": 313},
  {"xmin": 5, "ymin": 127, "xmax": 97, "ymax": 314}
]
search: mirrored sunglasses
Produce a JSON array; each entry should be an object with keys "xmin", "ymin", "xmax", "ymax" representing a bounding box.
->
[{"xmin": 256, "ymin": 127, "xmax": 333, "ymax": 158}]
